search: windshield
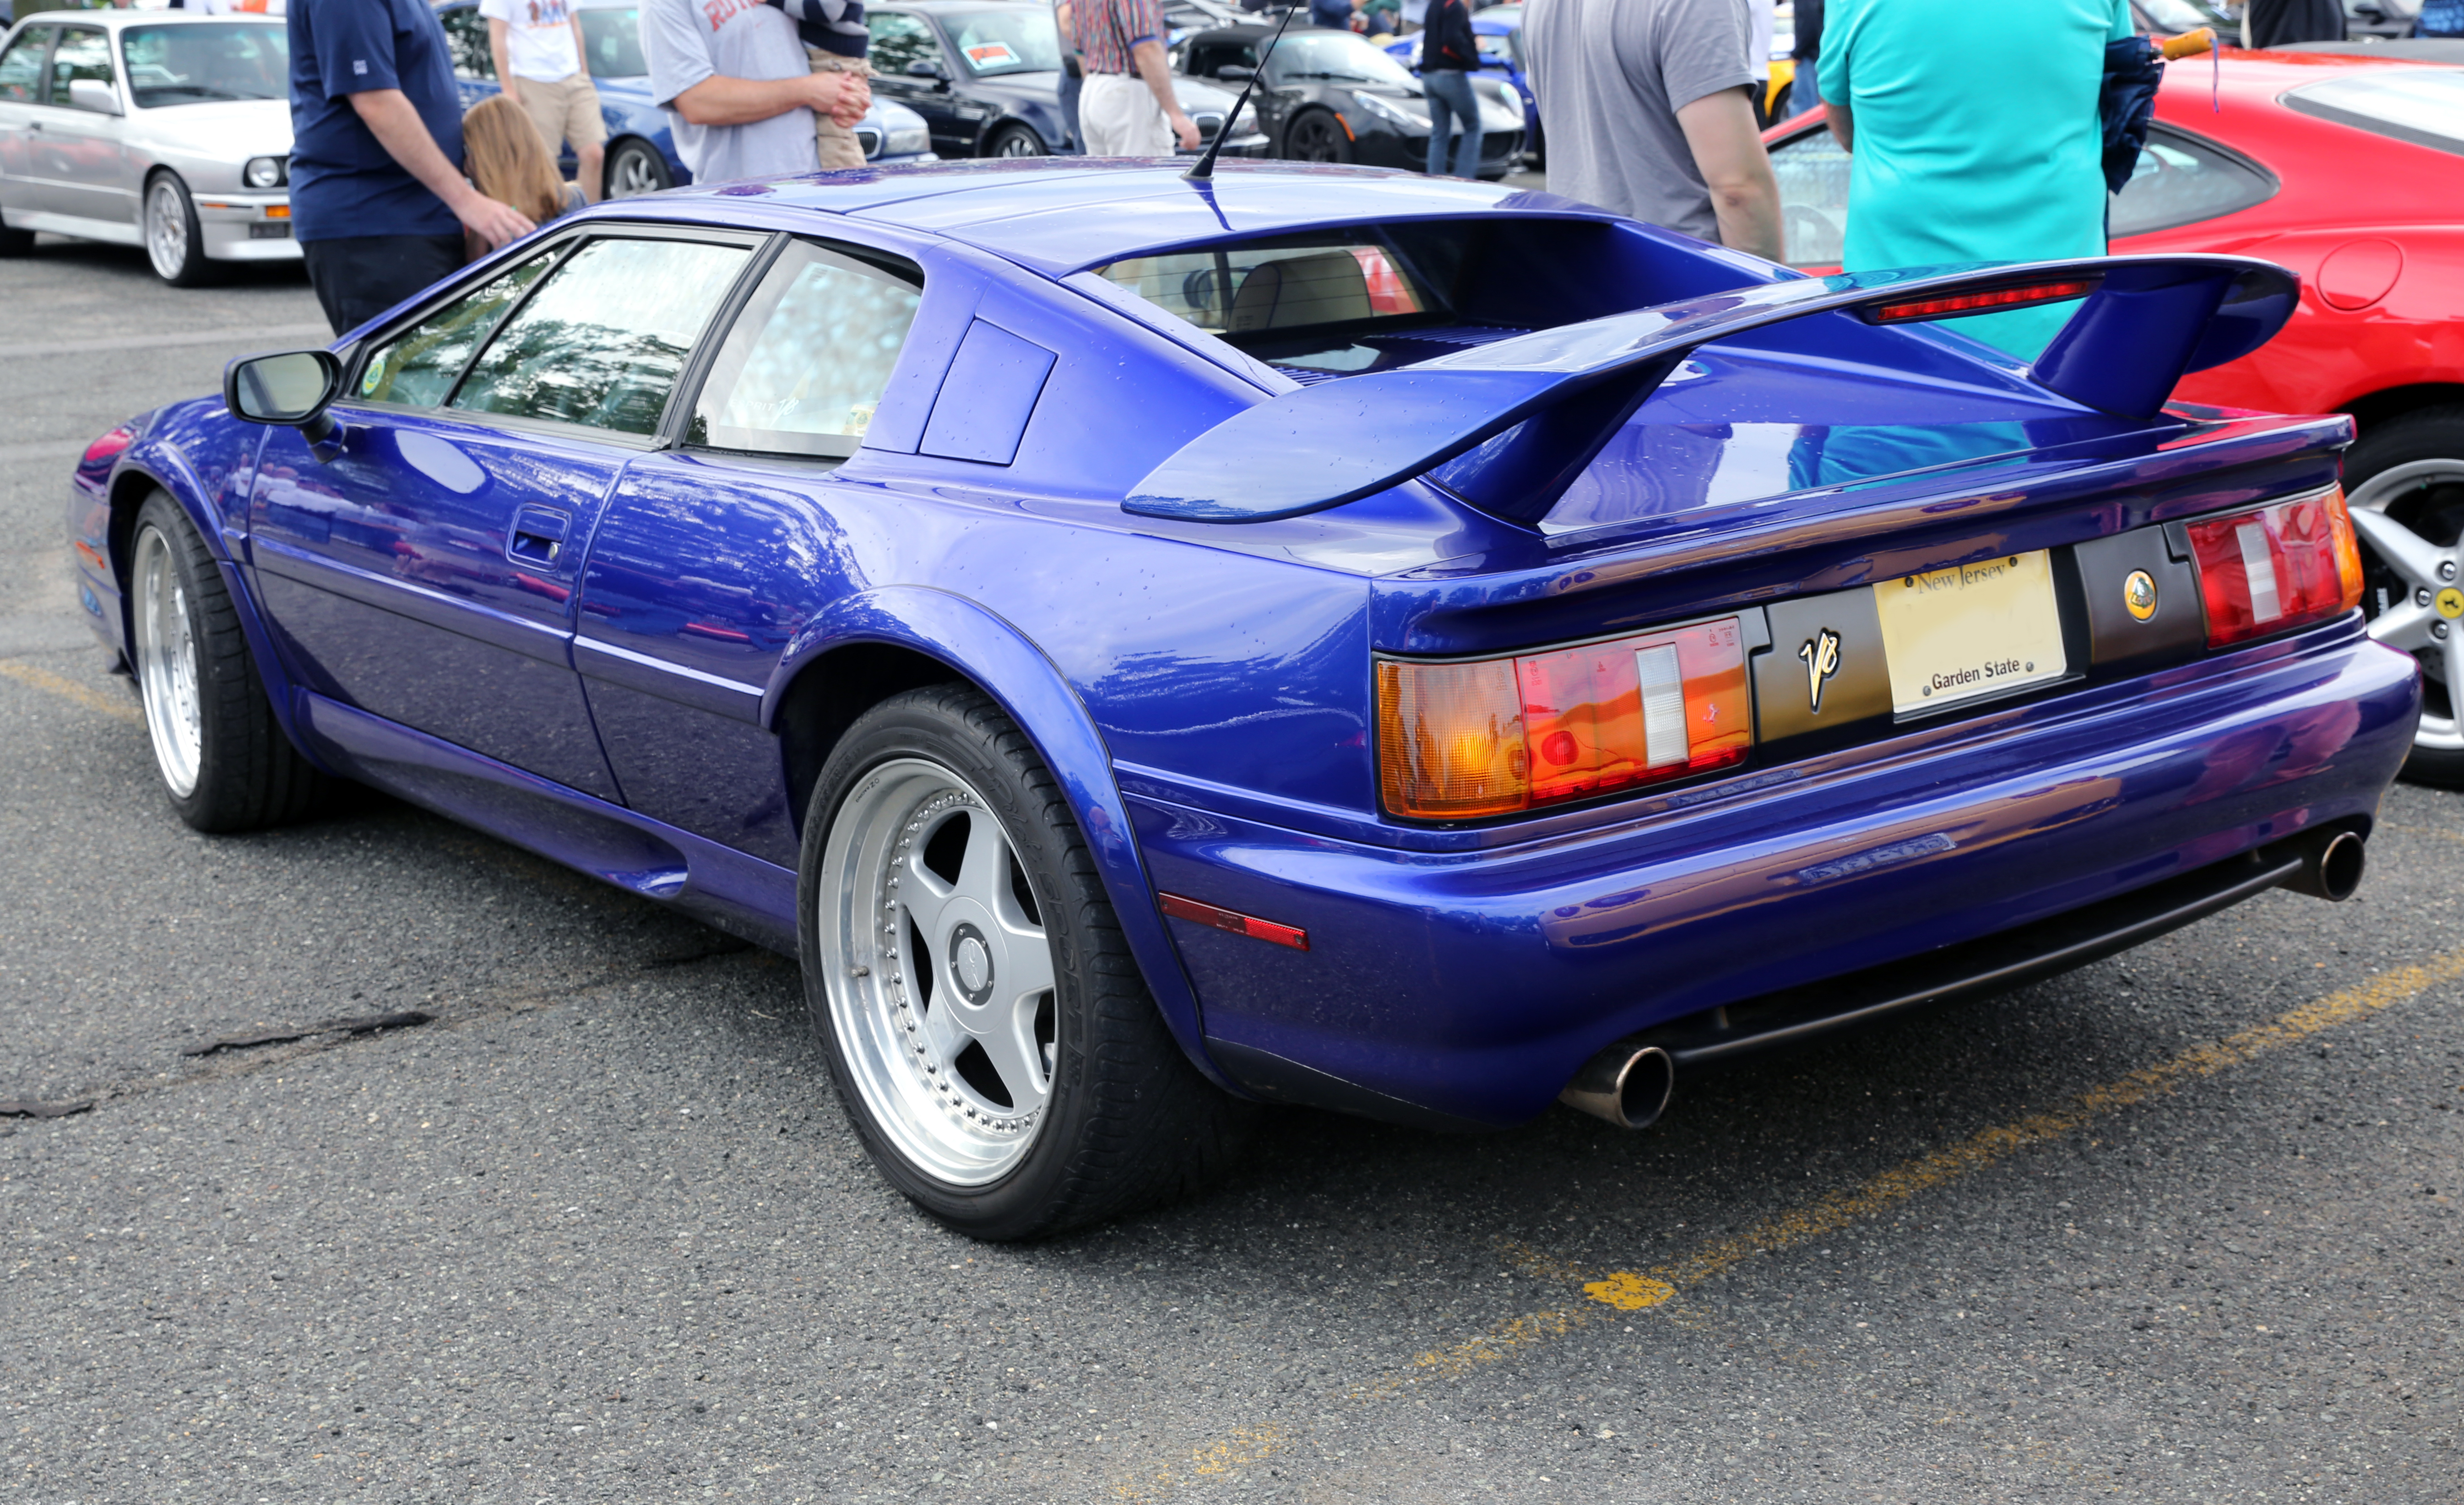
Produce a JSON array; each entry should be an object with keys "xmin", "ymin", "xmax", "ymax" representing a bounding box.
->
[
  {"xmin": 580, "ymin": 5, "xmax": 648, "ymax": 78},
  {"xmin": 2285, "ymin": 70, "xmax": 2464, "ymax": 157},
  {"xmin": 941, "ymin": 8, "xmax": 1063, "ymax": 76},
  {"xmin": 1267, "ymin": 31, "xmax": 1417, "ymax": 87},
  {"xmin": 122, "ymin": 23, "xmax": 287, "ymax": 107}
]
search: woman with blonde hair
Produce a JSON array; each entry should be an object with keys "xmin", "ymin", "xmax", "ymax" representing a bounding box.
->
[{"xmin": 460, "ymin": 93, "xmax": 586, "ymax": 260}]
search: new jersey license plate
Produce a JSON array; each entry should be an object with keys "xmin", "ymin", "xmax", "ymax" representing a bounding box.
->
[{"xmin": 1872, "ymin": 551, "xmax": 2066, "ymax": 714}]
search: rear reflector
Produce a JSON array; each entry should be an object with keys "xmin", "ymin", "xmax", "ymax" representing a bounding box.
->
[
  {"xmin": 1378, "ymin": 617, "xmax": 1751, "ymax": 821},
  {"xmin": 1864, "ymin": 278, "xmax": 2099, "ymax": 324},
  {"xmin": 2184, "ymin": 486, "xmax": 2364, "ymax": 648},
  {"xmin": 1157, "ymin": 893, "xmax": 1309, "ymax": 950}
]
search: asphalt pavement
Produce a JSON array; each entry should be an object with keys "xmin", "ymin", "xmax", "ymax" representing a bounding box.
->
[{"xmin": 2, "ymin": 232, "xmax": 2459, "ymax": 1505}]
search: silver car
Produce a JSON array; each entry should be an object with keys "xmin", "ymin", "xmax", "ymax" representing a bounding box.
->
[{"xmin": 0, "ymin": 11, "xmax": 293, "ymax": 286}]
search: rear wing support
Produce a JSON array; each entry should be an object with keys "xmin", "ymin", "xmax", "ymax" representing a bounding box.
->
[{"xmin": 1122, "ymin": 255, "xmax": 2297, "ymax": 527}]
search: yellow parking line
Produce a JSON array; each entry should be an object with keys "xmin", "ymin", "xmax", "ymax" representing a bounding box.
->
[
  {"xmin": 1113, "ymin": 947, "xmax": 2464, "ymax": 1500},
  {"xmin": 0, "ymin": 660, "xmax": 141, "ymax": 725}
]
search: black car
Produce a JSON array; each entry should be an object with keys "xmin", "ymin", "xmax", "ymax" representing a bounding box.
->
[
  {"xmin": 1175, "ymin": 24, "xmax": 1526, "ymax": 179},
  {"xmin": 867, "ymin": 1, "xmax": 1265, "ymax": 157}
]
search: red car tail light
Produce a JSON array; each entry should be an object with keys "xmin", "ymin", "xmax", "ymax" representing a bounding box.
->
[
  {"xmin": 1377, "ymin": 618, "xmax": 1751, "ymax": 821},
  {"xmin": 1864, "ymin": 278, "xmax": 2098, "ymax": 324},
  {"xmin": 2184, "ymin": 486, "xmax": 2365, "ymax": 649}
]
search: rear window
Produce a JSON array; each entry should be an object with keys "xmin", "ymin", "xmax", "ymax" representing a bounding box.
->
[
  {"xmin": 1095, "ymin": 239, "xmax": 1430, "ymax": 336},
  {"xmin": 2283, "ymin": 69, "xmax": 2464, "ymax": 157}
]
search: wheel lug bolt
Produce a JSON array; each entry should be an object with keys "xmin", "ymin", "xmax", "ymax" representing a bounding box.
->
[
  {"xmin": 2444, "ymin": 561, "xmax": 2459, "ymax": 581},
  {"xmin": 2419, "ymin": 589, "xmax": 2435, "ymax": 607},
  {"xmin": 2437, "ymin": 622, "xmax": 2452, "ymax": 640}
]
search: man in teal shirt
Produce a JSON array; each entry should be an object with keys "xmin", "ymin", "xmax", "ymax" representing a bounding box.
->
[{"xmin": 1817, "ymin": 0, "xmax": 2132, "ymax": 359}]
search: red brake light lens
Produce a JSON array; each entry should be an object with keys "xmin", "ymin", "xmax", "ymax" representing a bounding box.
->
[
  {"xmin": 2184, "ymin": 487, "xmax": 2365, "ymax": 649},
  {"xmin": 1865, "ymin": 279, "xmax": 2099, "ymax": 325},
  {"xmin": 1377, "ymin": 618, "xmax": 1751, "ymax": 821}
]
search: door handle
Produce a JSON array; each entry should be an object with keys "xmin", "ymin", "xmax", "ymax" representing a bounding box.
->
[{"xmin": 507, "ymin": 504, "xmax": 571, "ymax": 566}]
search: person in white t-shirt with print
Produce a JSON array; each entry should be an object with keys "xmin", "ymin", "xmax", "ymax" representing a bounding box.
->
[{"xmin": 481, "ymin": 0, "xmax": 607, "ymax": 202}]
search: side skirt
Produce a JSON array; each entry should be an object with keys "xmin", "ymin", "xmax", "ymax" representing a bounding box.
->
[{"xmin": 294, "ymin": 691, "xmax": 799, "ymax": 955}]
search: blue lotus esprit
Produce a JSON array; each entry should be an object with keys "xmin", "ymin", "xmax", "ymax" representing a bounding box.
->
[{"xmin": 69, "ymin": 159, "xmax": 2418, "ymax": 1238}]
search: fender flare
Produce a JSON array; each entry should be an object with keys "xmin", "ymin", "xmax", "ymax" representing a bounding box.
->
[
  {"xmin": 107, "ymin": 438, "xmax": 340, "ymax": 778},
  {"xmin": 763, "ymin": 585, "xmax": 1242, "ymax": 1095}
]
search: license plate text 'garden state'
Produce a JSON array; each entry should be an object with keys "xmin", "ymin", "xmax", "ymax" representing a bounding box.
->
[{"xmin": 1872, "ymin": 551, "xmax": 2067, "ymax": 714}]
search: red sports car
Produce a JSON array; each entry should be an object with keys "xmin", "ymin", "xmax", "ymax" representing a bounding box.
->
[{"xmin": 1764, "ymin": 49, "xmax": 2464, "ymax": 784}]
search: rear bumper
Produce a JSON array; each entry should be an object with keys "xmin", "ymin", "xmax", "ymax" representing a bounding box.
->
[{"xmin": 1129, "ymin": 617, "xmax": 2421, "ymax": 1127}]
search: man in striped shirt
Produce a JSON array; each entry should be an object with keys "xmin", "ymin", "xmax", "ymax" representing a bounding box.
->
[{"xmin": 1075, "ymin": 0, "xmax": 1199, "ymax": 154}]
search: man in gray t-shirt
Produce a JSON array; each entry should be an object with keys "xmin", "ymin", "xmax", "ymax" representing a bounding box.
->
[
  {"xmin": 643, "ymin": 0, "xmax": 869, "ymax": 183},
  {"xmin": 1523, "ymin": 0, "xmax": 1782, "ymax": 261}
]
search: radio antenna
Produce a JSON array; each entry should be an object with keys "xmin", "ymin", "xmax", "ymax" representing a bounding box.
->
[{"xmin": 1185, "ymin": 4, "xmax": 1298, "ymax": 181}]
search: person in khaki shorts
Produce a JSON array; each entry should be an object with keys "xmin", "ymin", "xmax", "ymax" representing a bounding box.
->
[
  {"xmin": 482, "ymin": 0, "xmax": 608, "ymax": 200},
  {"xmin": 762, "ymin": 0, "xmax": 872, "ymax": 170}
]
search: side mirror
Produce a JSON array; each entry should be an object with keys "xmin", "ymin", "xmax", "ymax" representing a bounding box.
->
[
  {"xmin": 224, "ymin": 349, "xmax": 343, "ymax": 443},
  {"xmin": 906, "ymin": 58, "xmax": 948, "ymax": 81},
  {"xmin": 66, "ymin": 78, "xmax": 122, "ymax": 116},
  {"xmin": 1216, "ymin": 64, "xmax": 1256, "ymax": 81}
]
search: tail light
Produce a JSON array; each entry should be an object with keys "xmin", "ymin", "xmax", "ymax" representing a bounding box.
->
[
  {"xmin": 1377, "ymin": 618, "xmax": 1751, "ymax": 820},
  {"xmin": 2184, "ymin": 487, "xmax": 2364, "ymax": 649}
]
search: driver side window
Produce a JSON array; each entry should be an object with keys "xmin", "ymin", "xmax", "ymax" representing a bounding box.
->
[
  {"xmin": 867, "ymin": 13, "xmax": 939, "ymax": 76},
  {"xmin": 357, "ymin": 249, "xmax": 559, "ymax": 409},
  {"xmin": 48, "ymin": 27, "xmax": 113, "ymax": 109}
]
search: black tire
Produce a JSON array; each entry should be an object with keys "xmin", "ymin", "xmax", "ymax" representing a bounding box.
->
[
  {"xmin": 797, "ymin": 684, "xmax": 1253, "ymax": 1240},
  {"xmin": 1525, "ymin": 110, "xmax": 1544, "ymax": 169},
  {"xmin": 143, "ymin": 173, "xmax": 222, "ymax": 288},
  {"xmin": 2346, "ymin": 405, "xmax": 2464, "ymax": 789},
  {"xmin": 128, "ymin": 493, "xmax": 326, "ymax": 832},
  {"xmin": 983, "ymin": 123, "xmax": 1046, "ymax": 158},
  {"xmin": 1282, "ymin": 109, "xmax": 1353, "ymax": 164},
  {"xmin": 602, "ymin": 138, "xmax": 673, "ymax": 198},
  {"xmin": 0, "ymin": 218, "xmax": 33, "ymax": 257}
]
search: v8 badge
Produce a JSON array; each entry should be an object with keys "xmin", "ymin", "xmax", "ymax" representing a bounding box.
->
[{"xmin": 1798, "ymin": 628, "xmax": 1842, "ymax": 713}]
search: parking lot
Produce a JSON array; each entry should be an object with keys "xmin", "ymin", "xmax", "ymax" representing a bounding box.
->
[{"xmin": 3, "ymin": 239, "xmax": 2460, "ymax": 1504}]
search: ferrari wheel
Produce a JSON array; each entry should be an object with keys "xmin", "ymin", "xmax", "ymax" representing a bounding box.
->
[
  {"xmin": 2347, "ymin": 405, "xmax": 2464, "ymax": 788},
  {"xmin": 130, "ymin": 493, "xmax": 326, "ymax": 830},
  {"xmin": 1283, "ymin": 109, "xmax": 1352, "ymax": 164},
  {"xmin": 800, "ymin": 685, "xmax": 1252, "ymax": 1240}
]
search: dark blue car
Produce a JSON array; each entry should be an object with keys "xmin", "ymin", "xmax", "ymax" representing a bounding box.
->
[
  {"xmin": 70, "ymin": 160, "xmax": 2415, "ymax": 1239},
  {"xmin": 433, "ymin": 0, "xmax": 932, "ymax": 196}
]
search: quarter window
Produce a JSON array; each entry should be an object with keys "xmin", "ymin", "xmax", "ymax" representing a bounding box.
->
[
  {"xmin": 452, "ymin": 236, "xmax": 752, "ymax": 435},
  {"xmin": 357, "ymin": 249, "xmax": 560, "ymax": 409},
  {"xmin": 689, "ymin": 240, "xmax": 924, "ymax": 458},
  {"xmin": 48, "ymin": 27, "xmax": 113, "ymax": 108},
  {"xmin": 0, "ymin": 27, "xmax": 50, "ymax": 104},
  {"xmin": 2107, "ymin": 126, "xmax": 2275, "ymax": 237}
]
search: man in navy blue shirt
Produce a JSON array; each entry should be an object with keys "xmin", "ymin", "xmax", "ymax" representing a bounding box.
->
[{"xmin": 289, "ymin": 0, "xmax": 535, "ymax": 335}]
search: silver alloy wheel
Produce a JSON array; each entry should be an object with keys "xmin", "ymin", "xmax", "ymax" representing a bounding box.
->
[
  {"xmin": 606, "ymin": 145, "xmax": 665, "ymax": 198},
  {"xmin": 819, "ymin": 758, "xmax": 1058, "ymax": 1185},
  {"xmin": 144, "ymin": 178, "xmax": 190, "ymax": 282},
  {"xmin": 132, "ymin": 525, "xmax": 203, "ymax": 798},
  {"xmin": 2349, "ymin": 460, "xmax": 2464, "ymax": 752}
]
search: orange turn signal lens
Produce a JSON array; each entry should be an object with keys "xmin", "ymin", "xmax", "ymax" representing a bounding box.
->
[
  {"xmin": 1377, "ymin": 618, "xmax": 1752, "ymax": 821},
  {"xmin": 1865, "ymin": 279, "xmax": 2098, "ymax": 325}
]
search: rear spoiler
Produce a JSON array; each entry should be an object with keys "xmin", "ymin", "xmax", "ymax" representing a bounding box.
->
[{"xmin": 1122, "ymin": 255, "xmax": 2297, "ymax": 526}]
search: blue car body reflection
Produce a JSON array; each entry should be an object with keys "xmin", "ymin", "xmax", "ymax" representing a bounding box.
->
[{"xmin": 70, "ymin": 160, "xmax": 2416, "ymax": 1131}]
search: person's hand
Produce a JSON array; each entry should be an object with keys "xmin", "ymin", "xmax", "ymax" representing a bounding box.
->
[
  {"xmin": 454, "ymin": 189, "xmax": 536, "ymax": 251},
  {"xmin": 831, "ymin": 72, "xmax": 871, "ymax": 128},
  {"xmin": 1169, "ymin": 108, "xmax": 1201, "ymax": 151}
]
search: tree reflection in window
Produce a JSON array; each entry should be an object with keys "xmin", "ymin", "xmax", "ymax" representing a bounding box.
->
[
  {"xmin": 453, "ymin": 238, "xmax": 750, "ymax": 435},
  {"xmin": 691, "ymin": 241, "xmax": 923, "ymax": 458},
  {"xmin": 358, "ymin": 251, "xmax": 556, "ymax": 408}
]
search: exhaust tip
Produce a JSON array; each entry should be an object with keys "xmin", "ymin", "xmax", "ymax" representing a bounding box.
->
[
  {"xmin": 2286, "ymin": 829, "xmax": 2366, "ymax": 903},
  {"xmin": 1560, "ymin": 1043, "xmax": 1674, "ymax": 1130}
]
